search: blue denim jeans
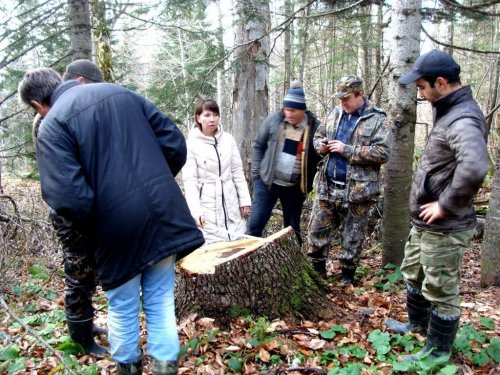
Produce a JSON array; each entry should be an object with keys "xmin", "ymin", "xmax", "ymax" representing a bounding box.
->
[
  {"xmin": 105, "ymin": 255, "xmax": 179, "ymax": 364},
  {"xmin": 246, "ymin": 179, "xmax": 306, "ymax": 244}
]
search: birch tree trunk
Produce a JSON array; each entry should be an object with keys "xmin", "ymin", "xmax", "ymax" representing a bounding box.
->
[
  {"xmin": 67, "ymin": 0, "xmax": 92, "ymax": 60},
  {"xmin": 382, "ymin": 0, "xmax": 422, "ymax": 266},
  {"xmin": 231, "ymin": 0, "xmax": 270, "ymax": 179}
]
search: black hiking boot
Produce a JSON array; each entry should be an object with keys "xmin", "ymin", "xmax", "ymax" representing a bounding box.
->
[
  {"xmin": 67, "ymin": 318, "xmax": 107, "ymax": 355},
  {"xmin": 386, "ymin": 287, "xmax": 431, "ymax": 335}
]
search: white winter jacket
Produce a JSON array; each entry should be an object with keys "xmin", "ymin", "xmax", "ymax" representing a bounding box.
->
[{"xmin": 182, "ymin": 125, "xmax": 251, "ymax": 243}]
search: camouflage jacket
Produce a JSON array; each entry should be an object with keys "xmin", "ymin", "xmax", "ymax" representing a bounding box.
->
[
  {"xmin": 313, "ymin": 100, "xmax": 390, "ymax": 203},
  {"xmin": 409, "ymin": 86, "xmax": 489, "ymax": 232}
]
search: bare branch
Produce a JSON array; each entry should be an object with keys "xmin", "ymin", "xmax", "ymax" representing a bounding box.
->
[
  {"xmin": 439, "ymin": 0, "xmax": 500, "ymax": 16},
  {"xmin": 0, "ymin": 297, "xmax": 77, "ymax": 375},
  {"xmin": 421, "ymin": 26, "xmax": 500, "ymax": 55}
]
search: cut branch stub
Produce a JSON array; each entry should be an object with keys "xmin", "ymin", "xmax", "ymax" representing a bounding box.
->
[{"xmin": 175, "ymin": 227, "xmax": 345, "ymax": 323}]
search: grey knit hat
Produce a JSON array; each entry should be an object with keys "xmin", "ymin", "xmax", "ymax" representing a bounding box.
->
[{"xmin": 64, "ymin": 59, "xmax": 103, "ymax": 82}]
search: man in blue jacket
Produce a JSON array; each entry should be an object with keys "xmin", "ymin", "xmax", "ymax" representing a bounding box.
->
[
  {"xmin": 32, "ymin": 59, "xmax": 107, "ymax": 356},
  {"xmin": 19, "ymin": 67, "xmax": 205, "ymax": 375}
]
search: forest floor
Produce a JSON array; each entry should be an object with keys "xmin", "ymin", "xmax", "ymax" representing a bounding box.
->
[{"xmin": 0, "ymin": 178, "xmax": 499, "ymax": 375}]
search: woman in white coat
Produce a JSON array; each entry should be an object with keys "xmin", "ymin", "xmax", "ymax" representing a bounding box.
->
[{"xmin": 182, "ymin": 100, "xmax": 251, "ymax": 243}]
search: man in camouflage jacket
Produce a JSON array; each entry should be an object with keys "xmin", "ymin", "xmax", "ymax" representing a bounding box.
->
[{"xmin": 307, "ymin": 76, "xmax": 390, "ymax": 284}]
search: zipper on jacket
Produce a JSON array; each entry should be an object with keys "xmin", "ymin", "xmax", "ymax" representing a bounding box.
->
[{"xmin": 213, "ymin": 137, "xmax": 231, "ymax": 240}]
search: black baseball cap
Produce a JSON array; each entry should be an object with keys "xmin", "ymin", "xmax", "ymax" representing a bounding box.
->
[
  {"xmin": 65, "ymin": 59, "xmax": 103, "ymax": 82},
  {"xmin": 399, "ymin": 49, "xmax": 460, "ymax": 85}
]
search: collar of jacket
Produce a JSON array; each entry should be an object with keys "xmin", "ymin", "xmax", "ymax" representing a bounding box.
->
[
  {"xmin": 432, "ymin": 85, "xmax": 472, "ymax": 120},
  {"xmin": 49, "ymin": 80, "xmax": 81, "ymax": 107},
  {"xmin": 188, "ymin": 124, "xmax": 224, "ymax": 143}
]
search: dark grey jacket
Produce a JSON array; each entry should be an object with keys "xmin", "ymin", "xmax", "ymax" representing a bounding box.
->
[
  {"xmin": 410, "ymin": 86, "xmax": 489, "ymax": 232},
  {"xmin": 37, "ymin": 81, "xmax": 204, "ymax": 290},
  {"xmin": 251, "ymin": 110, "xmax": 321, "ymax": 193}
]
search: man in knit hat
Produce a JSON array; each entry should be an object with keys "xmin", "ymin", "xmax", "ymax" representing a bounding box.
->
[
  {"xmin": 307, "ymin": 75, "xmax": 390, "ymax": 284},
  {"xmin": 247, "ymin": 80, "xmax": 320, "ymax": 244},
  {"xmin": 31, "ymin": 59, "xmax": 106, "ymax": 355}
]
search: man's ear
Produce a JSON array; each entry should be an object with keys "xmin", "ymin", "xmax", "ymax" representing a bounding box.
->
[
  {"xmin": 30, "ymin": 100, "xmax": 50, "ymax": 116},
  {"xmin": 435, "ymin": 77, "xmax": 448, "ymax": 90}
]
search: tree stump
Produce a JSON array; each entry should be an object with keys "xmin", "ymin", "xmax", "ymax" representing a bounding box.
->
[{"xmin": 175, "ymin": 227, "xmax": 345, "ymax": 322}]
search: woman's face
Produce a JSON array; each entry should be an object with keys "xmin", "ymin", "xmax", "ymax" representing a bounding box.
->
[{"xmin": 197, "ymin": 109, "xmax": 220, "ymax": 136}]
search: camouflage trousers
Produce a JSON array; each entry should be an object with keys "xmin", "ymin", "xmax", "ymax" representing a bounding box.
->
[
  {"xmin": 307, "ymin": 193, "xmax": 373, "ymax": 268},
  {"xmin": 63, "ymin": 248, "xmax": 97, "ymax": 320},
  {"xmin": 50, "ymin": 211, "xmax": 97, "ymax": 320},
  {"xmin": 401, "ymin": 227, "xmax": 474, "ymax": 318}
]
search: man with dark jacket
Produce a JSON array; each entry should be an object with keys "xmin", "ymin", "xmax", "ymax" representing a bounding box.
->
[
  {"xmin": 19, "ymin": 67, "xmax": 205, "ymax": 375},
  {"xmin": 32, "ymin": 59, "xmax": 106, "ymax": 356},
  {"xmin": 246, "ymin": 81, "xmax": 320, "ymax": 244},
  {"xmin": 307, "ymin": 76, "xmax": 390, "ymax": 284},
  {"xmin": 386, "ymin": 50, "xmax": 489, "ymax": 361}
]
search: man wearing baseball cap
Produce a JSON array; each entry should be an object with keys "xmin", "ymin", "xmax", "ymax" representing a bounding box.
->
[
  {"xmin": 31, "ymin": 59, "xmax": 106, "ymax": 355},
  {"xmin": 386, "ymin": 50, "xmax": 489, "ymax": 361},
  {"xmin": 63, "ymin": 59, "xmax": 104, "ymax": 83},
  {"xmin": 307, "ymin": 76, "xmax": 390, "ymax": 284}
]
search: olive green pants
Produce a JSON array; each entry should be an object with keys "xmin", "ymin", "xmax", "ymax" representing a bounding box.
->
[{"xmin": 400, "ymin": 227, "xmax": 474, "ymax": 317}]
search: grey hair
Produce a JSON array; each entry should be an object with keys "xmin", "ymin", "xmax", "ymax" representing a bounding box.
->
[{"xmin": 18, "ymin": 68, "xmax": 62, "ymax": 108}]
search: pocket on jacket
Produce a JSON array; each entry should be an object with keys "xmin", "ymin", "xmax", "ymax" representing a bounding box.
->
[{"xmin": 348, "ymin": 169, "xmax": 379, "ymax": 203}]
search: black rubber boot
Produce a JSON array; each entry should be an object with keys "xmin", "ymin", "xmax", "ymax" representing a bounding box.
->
[
  {"xmin": 399, "ymin": 311, "xmax": 460, "ymax": 361},
  {"xmin": 311, "ymin": 258, "xmax": 327, "ymax": 277},
  {"xmin": 67, "ymin": 318, "xmax": 107, "ymax": 355},
  {"xmin": 340, "ymin": 267, "xmax": 355, "ymax": 285},
  {"xmin": 152, "ymin": 359, "xmax": 178, "ymax": 375},
  {"xmin": 92, "ymin": 323, "xmax": 107, "ymax": 336},
  {"xmin": 386, "ymin": 287, "xmax": 431, "ymax": 335},
  {"xmin": 116, "ymin": 358, "xmax": 143, "ymax": 375}
]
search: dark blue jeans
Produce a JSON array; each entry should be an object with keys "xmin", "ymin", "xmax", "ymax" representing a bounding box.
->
[{"xmin": 246, "ymin": 179, "xmax": 306, "ymax": 244}]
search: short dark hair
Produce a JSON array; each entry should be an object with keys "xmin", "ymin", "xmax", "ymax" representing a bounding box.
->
[
  {"xmin": 421, "ymin": 74, "xmax": 461, "ymax": 88},
  {"xmin": 194, "ymin": 99, "xmax": 220, "ymax": 128},
  {"xmin": 18, "ymin": 68, "xmax": 62, "ymax": 108}
]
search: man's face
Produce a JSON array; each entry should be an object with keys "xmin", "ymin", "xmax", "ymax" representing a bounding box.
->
[
  {"xmin": 283, "ymin": 107, "xmax": 306, "ymax": 125},
  {"xmin": 415, "ymin": 78, "xmax": 442, "ymax": 103},
  {"xmin": 339, "ymin": 92, "xmax": 364, "ymax": 114}
]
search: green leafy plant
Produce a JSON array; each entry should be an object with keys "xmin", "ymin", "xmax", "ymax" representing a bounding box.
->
[
  {"xmin": 320, "ymin": 324, "xmax": 348, "ymax": 340},
  {"xmin": 374, "ymin": 264, "xmax": 404, "ymax": 292},
  {"xmin": 368, "ymin": 329, "xmax": 391, "ymax": 359}
]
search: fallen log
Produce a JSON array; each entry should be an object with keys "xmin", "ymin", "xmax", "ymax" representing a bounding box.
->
[{"xmin": 175, "ymin": 227, "xmax": 345, "ymax": 323}]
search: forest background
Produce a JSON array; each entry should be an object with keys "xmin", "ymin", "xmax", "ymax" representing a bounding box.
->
[{"xmin": 0, "ymin": 0, "xmax": 499, "ymax": 374}]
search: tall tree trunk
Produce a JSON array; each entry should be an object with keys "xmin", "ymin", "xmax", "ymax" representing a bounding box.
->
[
  {"xmin": 382, "ymin": 0, "xmax": 422, "ymax": 266},
  {"xmin": 372, "ymin": 4, "xmax": 384, "ymax": 106},
  {"xmin": 283, "ymin": 0, "xmax": 292, "ymax": 97},
  {"xmin": 231, "ymin": 0, "xmax": 270, "ymax": 180},
  {"xmin": 357, "ymin": 4, "xmax": 372, "ymax": 89},
  {"xmin": 91, "ymin": 0, "xmax": 113, "ymax": 81},
  {"xmin": 297, "ymin": 4, "xmax": 310, "ymax": 84},
  {"xmin": 67, "ymin": 0, "xmax": 92, "ymax": 60},
  {"xmin": 216, "ymin": 0, "xmax": 230, "ymax": 130},
  {"xmin": 481, "ymin": 161, "xmax": 500, "ymax": 287}
]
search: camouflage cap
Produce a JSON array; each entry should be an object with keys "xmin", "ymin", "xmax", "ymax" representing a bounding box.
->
[{"xmin": 334, "ymin": 76, "xmax": 364, "ymax": 98}]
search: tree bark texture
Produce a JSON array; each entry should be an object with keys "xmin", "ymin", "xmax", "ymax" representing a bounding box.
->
[
  {"xmin": 231, "ymin": 0, "xmax": 270, "ymax": 181},
  {"xmin": 91, "ymin": 0, "xmax": 113, "ymax": 81},
  {"xmin": 67, "ymin": 0, "xmax": 92, "ymax": 60},
  {"xmin": 382, "ymin": 0, "xmax": 422, "ymax": 266},
  {"xmin": 481, "ymin": 144, "xmax": 500, "ymax": 287},
  {"xmin": 175, "ymin": 228, "xmax": 344, "ymax": 323}
]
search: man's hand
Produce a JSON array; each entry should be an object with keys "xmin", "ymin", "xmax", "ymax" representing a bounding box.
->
[
  {"xmin": 419, "ymin": 201, "xmax": 446, "ymax": 224},
  {"xmin": 322, "ymin": 140, "xmax": 345, "ymax": 154}
]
